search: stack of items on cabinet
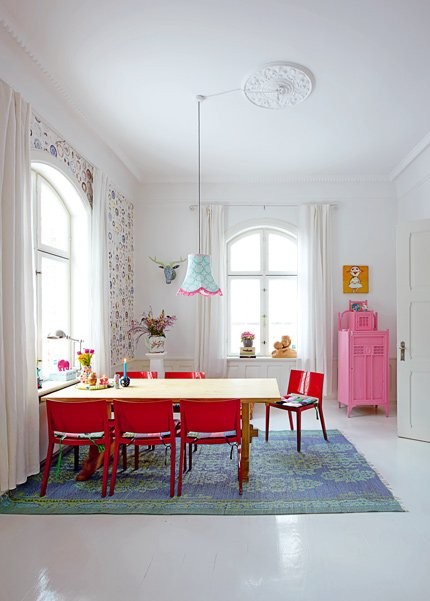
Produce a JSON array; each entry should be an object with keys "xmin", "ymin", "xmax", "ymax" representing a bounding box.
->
[{"xmin": 338, "ymin": 301, "xmax": 389, "ymax": 417}]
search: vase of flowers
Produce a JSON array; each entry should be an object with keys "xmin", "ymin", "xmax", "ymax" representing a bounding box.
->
[
  {"xmin": 241, "ymin": 331, "xmax": 255, "ymax": 348},
  {"xmin": 129, "ymin": 309, "xmax": 176, "ymax": 353},
  {"xmin": 77, "ymin": 348, "xmax": 94, "ymax": 383}
]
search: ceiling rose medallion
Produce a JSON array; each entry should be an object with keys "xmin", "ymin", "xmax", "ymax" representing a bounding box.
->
[{"xmin": 242, "ymin": 61, "xmax": 313, "ymax": 109}]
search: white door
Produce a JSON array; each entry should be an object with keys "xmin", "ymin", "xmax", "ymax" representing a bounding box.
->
[{"xmin": 397, "ymin": 218, "xmax": 430, "ymax": 441}]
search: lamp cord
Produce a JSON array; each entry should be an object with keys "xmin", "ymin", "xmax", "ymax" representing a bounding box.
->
[{"xmin": 197, "ymin": 97, "xmax": 201, "ymax": 254}]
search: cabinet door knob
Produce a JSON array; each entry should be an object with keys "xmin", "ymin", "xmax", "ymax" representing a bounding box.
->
[{"xmin": 399, "ymin": 341, "xmax": 406, "ymax": 361}]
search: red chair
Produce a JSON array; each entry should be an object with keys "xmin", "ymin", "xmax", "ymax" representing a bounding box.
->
[
  {"xmin": 265, "ymin": 369, "xmax": 327, "ymax": 452},
  {"xmin": 41, "ymin": 400, "xmax": 112, "ymax": 497},
  {"xmin": 165, "ymin": 371, "xmax": 205, "ymax": 378},
  {"xmin": 114, "ymin": 371, "xmax": 158, "ymax": 464},
  {"xmin": 109, "ymin": 400, "xmax": 176, "ymax": 497},
  {"xmin": 177, "ymin": 399, "xmax": 242, "ymax": 496},
  {"xmin": 115, "ymin": 371, "xmax": 158, "ymax": 378}
]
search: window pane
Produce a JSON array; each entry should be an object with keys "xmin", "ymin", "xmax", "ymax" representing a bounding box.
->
[
  {"xmin": 40, "ymin": 180, "xmax": 70, "ymax": 253},
  {"xmin": 268, "ymin": 278, "xmax": 297, "ymax": 350},
  {"xmin": 40, "ymin": 255, "xmax": 70, "ymax": 374},
  {"xmin": 230, "ymin": 233, "xmax": 261, "ymax": 272},
  {"xmin": 268, "ymin": 233, "xmax": 297, "ymax": 272},
  {"xmin": 229, "ymin": 279, "xmax": 260, "ymax": 354}
]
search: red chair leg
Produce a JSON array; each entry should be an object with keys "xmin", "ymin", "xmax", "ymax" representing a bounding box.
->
[
  {"xmin": 134, "ymin": 445, "xmax": 139, "ymax": 470},
  {"xmin": 101, "ymin": 442, "xmax": 110, "ymax": 498},
  {"xmin": 178, "ymin": 441, "xmax": 185, "ymax": 496},
  {"xmin": 40, "ymin": 442, "xmax": 55, "ymax": 497},
  {"xmin": 188, "ymin": 443, "xmax": 193, "ymax": 471},
  {"xmin": 169, "ymin": 441, "xmax": 176, "ymax": 498},
  {"xmin": 319, "ymin": 406, "xmax": 328, "ymax": 441},
  {"xmin": 296, "ymin": 411, "xmax": 302, "ymax": 452},
  {"xmin": 265, "ymin": 404, "xmax": 270, "ymax": 441},
  {"xmin": 74, "ymin": 446, "xmax": 80, "ymax": 470},
  {"xmin": 122, "ymin": 444, "xmax": 127, "ymax": 471},
  {"xmin": 109, "ymin": 442, "xmax": 121, "ymax": 496}
]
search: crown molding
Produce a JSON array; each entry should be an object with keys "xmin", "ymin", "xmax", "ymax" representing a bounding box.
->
[{"xmin": 0, "ymin": 12, "xmax": 142, "ymax": 184}]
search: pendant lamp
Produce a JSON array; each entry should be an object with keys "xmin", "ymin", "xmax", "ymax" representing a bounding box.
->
[{"xmin": 177, "ymin": 95, "xmax": 222, "ymax": 297}]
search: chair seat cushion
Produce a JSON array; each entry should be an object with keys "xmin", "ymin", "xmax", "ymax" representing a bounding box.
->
[
  {"xmin": 276, "ymin": 394, "xmax": 318, "ymax": 408},
  {"xmin": 186, "ymin": 430, "xmax": 237, "ymax": 440},
  {"xmin": 122, "ymin": 431, "xmax": 171, "ymax": 439},
  {"xmin": 54, "ymin": 430, "xmax": 105, "ymax": 439}
]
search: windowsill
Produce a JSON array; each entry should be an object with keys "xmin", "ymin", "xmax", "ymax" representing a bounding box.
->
[
  {"xmin": 38, "ymin": 378, "xmax": 80, "ymax": 399},
  {"xmin": 227, "ymin": 356, "xmax": 297, "ymax": 361}
]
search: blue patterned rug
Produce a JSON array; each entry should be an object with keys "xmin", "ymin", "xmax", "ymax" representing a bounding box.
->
[{"xmin": 0, "ymin": 430, "xmax": 403, "ymax": 515}]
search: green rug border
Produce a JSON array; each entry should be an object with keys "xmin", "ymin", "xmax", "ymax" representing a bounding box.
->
[{"xmin": 0, "ymin": 429, "xmax": 405, "ymax": 516}]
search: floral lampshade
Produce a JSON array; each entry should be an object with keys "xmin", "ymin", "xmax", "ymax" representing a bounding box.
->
[{"xmin": 177, "ymin": 254, "xmax": 222, "ymax": 297}]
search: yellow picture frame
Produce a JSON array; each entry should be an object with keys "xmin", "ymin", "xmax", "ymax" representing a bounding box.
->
[{"xmin": 343, "ymin": 265, "xmax": 369, "ymax": 293}]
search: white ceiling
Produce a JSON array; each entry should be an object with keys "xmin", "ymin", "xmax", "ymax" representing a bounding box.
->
[{"xmin": 2, "ymin": 0, "xmax": 430, "ymax": 184}]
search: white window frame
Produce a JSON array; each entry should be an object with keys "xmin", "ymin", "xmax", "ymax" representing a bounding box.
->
[
  {"xmin": 226, "ymin": 222, "xmax": 297, "ymax": 357},
  {"xmin": 32, "ymin": 162, "xmax": 90, "ymax": 376}
]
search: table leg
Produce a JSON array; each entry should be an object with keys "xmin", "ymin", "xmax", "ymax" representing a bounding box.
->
[{"xmin": 241, "ymin": 401, "xmax": 250, "ymax": 481}]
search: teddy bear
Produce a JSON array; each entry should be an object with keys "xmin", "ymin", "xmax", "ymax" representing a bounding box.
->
[{"xmin": 272, "ymin": 335, "xmax": 297, "ymax": 358}]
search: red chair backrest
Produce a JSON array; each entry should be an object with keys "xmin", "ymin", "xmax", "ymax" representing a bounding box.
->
[
  {"xmin": 115, "ymin": 371, "xmax": 158, "ymax": 378},
  {"xmin": 180, "ymin": 399, "xmax": 241, "ymax": 436},
  {"xmin": 287, "ymin": 370, "xmax": 324, "ymax": 402},
  {"xmin": 113, "ymin": 399, "xmax": 175, "ymax": 434},
  {"xmin": 46, "ymin": 400, "xmax": 110, "ymax": 436},
  {"xmin": 164, "ymin": 371, "xmax": 205, "ymax": 379}
]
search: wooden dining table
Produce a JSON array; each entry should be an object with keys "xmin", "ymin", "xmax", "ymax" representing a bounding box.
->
[{"xmin": 43, "ymin": 377, "xmax": 281, "ymax": 481}]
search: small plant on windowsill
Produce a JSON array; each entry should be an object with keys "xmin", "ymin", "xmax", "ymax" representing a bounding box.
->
[{"xmin": 241, "ymin": 331, "xmax": 255, "ymax": 348}]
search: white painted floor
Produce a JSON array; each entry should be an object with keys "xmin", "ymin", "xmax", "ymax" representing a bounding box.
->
[{"xmin": 1, "ymin": 400, "xmax": 430, "ymax": 601}]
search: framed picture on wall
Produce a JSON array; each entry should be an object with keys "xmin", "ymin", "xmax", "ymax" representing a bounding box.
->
[{"xmin": 343, "ymin": 265, "xmax": 369, "ymax": 293}]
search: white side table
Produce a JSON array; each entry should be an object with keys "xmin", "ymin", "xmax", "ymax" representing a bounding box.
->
[{"xmin": 145, "ymin": 352, "xmax": 166, "ymax": 378}]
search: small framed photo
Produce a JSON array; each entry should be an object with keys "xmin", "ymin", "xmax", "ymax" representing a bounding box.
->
[
  {"xmin": 349, "ymin": 300, "xmax": 368, "ymax": 312},
  {"xmin": 343, "ymin": 265, "xmax": 369, "ymax": 293}
]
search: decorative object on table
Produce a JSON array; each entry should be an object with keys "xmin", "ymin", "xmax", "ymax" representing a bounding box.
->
[
  {"xmin": 77, "ymin": 348, "xmax": 95, "ymax": 383},
  {"xmin": 342, "ymin": 265, "xmax": 369, "ymax": 293},
  {"xmin": 87, "ymin": 372, "xmax": 97, "ymax": 387},
  {"xmin": 119, "ymin": 357, "xmax": 130, "ymax": 387},
  {"xmin": 149, "ymin": 256, "xmax": 186, "ymax": 284},
  {"xmin": 177, "ymin": 95, "xmax": 222, "ymax": 297},
  {"xmin": 99, "ymin": 375, "xmax": 109, "ymax": 387},
  {"xmin": 129, "ymin": 308, "xmax": 176, "ymax": 353},
  {"xmin": 349, "ymin": 300, "xmax": 368, "ymax": 312},
  {"xmin": 271, "ymin": 335, "xmax": 297, "ymax": 358}
]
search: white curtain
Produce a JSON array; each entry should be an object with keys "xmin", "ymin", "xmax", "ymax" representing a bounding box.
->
[
  {"xmin": 297, "ymin": 203, "xmax": 334, "ymax": 396},
  {"xmin": 0, "ymin": 80, "xmax": 39, "ymax": 493},
  {"xmin": 195, "ymin": 205, "xmax": 227, "ymax": 377},
  {"xmin": 90, "ymin": 169, "xmax": 111, "ymax": 376}
]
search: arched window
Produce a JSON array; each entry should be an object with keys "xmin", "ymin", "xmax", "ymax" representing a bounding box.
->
[
  {"xmin": 227, "ymin": 225, "xmax": 297, "ymax": 356},
  {"xmin": 32, "ymin": 163, "xmax": 90, "ymax": 378}
]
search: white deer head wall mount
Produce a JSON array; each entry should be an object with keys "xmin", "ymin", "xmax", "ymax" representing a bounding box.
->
[{"xmin": 149, "ymin": 256, "xmax": 187, "ymax": 284}]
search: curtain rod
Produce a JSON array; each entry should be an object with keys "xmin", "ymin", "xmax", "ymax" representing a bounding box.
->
[{"xmin": 189, "ymin": 202, "xmax": 338, "ymax": 209}]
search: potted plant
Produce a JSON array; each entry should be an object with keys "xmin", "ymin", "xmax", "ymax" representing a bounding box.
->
[
  {"xmin": 241, "ymin": 331, "xmax": 255, "ymax": 348},
  {"xmin": 129, "ymin": 308, "xmax": 176, "ymax": 353}
]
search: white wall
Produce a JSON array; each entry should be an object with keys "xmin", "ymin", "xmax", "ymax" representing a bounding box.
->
[{"xmin": 136, "ymin": 180, "xmax": 398, "ymax": 359}]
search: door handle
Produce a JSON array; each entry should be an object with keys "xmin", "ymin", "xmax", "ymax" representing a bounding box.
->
[{"xmin": 399, "ymin": 341, "xmax": 406, "ymax": 361}]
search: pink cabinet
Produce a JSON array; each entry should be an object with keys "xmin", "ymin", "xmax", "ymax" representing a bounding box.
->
[{"xmin": 338, "ymin": 318, "xmax": 389, "ymax": 417}]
